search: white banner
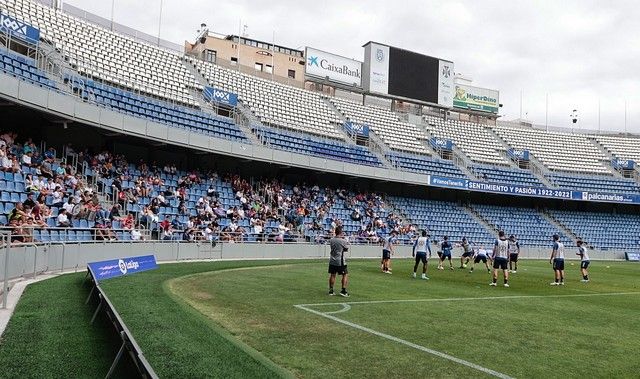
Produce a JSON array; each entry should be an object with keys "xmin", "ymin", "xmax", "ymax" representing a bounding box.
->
[
  {"xmin": 305, "ymin": 47, "xmax": 362, "ymax": 87},
  {"xmin": 364, "ymin": 42, "xmax": 389, "ymax": 94},
  {"xmin": 438, "ymin": 60, "xmax": 454, "ymax": 107}
]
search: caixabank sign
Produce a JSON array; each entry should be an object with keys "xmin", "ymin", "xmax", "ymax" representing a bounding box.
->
[
  {"xmin": 305, "ymin": 47, "xmax": 362, "ymax": 87},
  {"xmin": 0, "ymin": 13, "xmax": 40, "ymax": 44},
  {"xmin": 203, "ymin": 86, "xmax": 238, "ymax": 107}
]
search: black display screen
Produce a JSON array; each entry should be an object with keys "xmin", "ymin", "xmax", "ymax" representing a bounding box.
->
[{"xmin": 388, "ymin": 47, "xmax": 440, "ymax": 103}]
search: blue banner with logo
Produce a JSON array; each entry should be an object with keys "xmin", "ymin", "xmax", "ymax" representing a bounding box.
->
[
  {"xmin": 626, "ymin": 252, "xmax": 640, "ymax": 261},
  {"xmin": 203, "ymin": 86, "xmax": 238, "ymax": 107},
  {"xmin": 343, "ymin": 121, "xmax": 369, "ymax": 137},
  {"xmin": 430, "ymin": 137, "xmax": 453, "ymax": 151},
  {"xmin": 0, "ymin": 13, "xmax": 40, "ymax": 44},
  {"xmin": 507, "ymin": 148, "xmax": 530, "ymax": 161},
  {"xmin": 611, "ymin": 159, "xmax": 635, "ymax": 170},
  {"xmin": 88, "ymin": 254, "xmax": 158, "ymax": 281},
  {"xmin": 428, "ymin": 175, "xmax": 640, "ymax": 204}
]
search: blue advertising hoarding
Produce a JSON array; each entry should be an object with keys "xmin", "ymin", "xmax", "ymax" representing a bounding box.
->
[
  {"xmin": 0, "ymin": 13, "xmax": 40, "ymax": 44},
  {"xmin": 343, "ymin": 121, "xmax": 370, "ymax": 137},
  {"xmin": 203, "ymin": 86, "xmax": 238, "ymax": 107},
  {"xmin": 430, "ymin": 137, "xmax": 453, "ymax": 151},
  {"xmin": 507, "ymin": 148, "xmax": 530, "ymax": 161},
  {"xmin": 626, "ymin": 252, "xmax": 640, "ymax": 261},
  {"xmin": 88, "ymin": 254, "xmax": 158, "ymax": 281},
  {"xmin": 611, "ymin": 159, "xmax": 635, "ymax": 170},
  {"xmin": 428, "ymin": 175, "xmax": 640, "ymax": 204}
]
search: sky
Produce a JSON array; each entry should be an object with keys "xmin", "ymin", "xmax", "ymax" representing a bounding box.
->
[{"xmin": 62, "ymin": 0, "xmax": 640, "ymax": 133}]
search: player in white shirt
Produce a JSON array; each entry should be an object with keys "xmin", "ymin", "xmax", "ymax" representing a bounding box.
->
[
  {"xmin": 412, "ymin": 230, "xmax": 431, "ymax": 280},
  {"xmin": 381, "ymin": 230, "xmax": 397, "ymax": 274},
  {"xmin": 490, "ymin": 231, "xmax": 510, "ymax": 287},
  {"xmin": 549, "ymin": 234, "xmax": 565, "ymax": 286},
  {"xmin": 507, "ymin": 235, "xmax": 521, "ymax": 273},
  {"xmin": 469, "ymin": 245, "xmax": 491, "ymax": 273},
  {"xmin": 576, "ymin": 240, "xmax": 590, "ymax": 283}
]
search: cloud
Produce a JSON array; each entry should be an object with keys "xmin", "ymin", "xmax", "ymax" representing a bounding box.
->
[{"xmin": 63, "ymin": 0, "xmax": 640, "ymax": 133}]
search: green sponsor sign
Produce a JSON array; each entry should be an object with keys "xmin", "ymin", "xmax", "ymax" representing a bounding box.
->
[{"xmin": 453, "ymin": 84, "xmax": 499, "ymax": 113}]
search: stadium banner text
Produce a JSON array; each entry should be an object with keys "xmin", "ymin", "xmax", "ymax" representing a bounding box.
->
[
  {"xmin": 343, "ymin": 121, "xmax": 369, "ymax": 137},
  {"xmin": 0, "ymin": 13, "xmax": 40, "ymax": 44},
  {"xmin": 203, "ymin": 86, "xmax": 238, "ymax": 107},
  {"xmin": 305, "ymin": 47, "xmax": 362, "ymax": 87},
  {"xmin": 87, "ymin": 254, "xmax": 158, "ymax": 281},
  {"xmin": 428, "ymin": 175, "xmax": 640, "ymax": 204},
  {"xmin": 507, "ymin": 148, "xmax": 530, "ymax": 161},
  {"xmin": 453, "ymin": 84, "xmax": 500, "ymax": 113},
  {"xmin": 430, "ymin": 137, "xmax": 453, "ymax": 151},
  {"xmin": 438, "ymin": 60, "xmax": 454, "ymax": 107},
  {"xmin": 611, "ymin": 159, "xmax": 635, "ymax": 170}
]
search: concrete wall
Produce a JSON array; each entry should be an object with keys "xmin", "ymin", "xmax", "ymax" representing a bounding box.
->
[{"xmin": 0, "ymin": 241, "xmax": 626, "ymax": 283}]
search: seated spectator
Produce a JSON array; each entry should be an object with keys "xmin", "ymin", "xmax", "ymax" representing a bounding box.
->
[
  {"xmin": 23, "ymin": 192, "xmax": 36, "ymax": 209},
  {"xmin": 109, "ymin": 204, "xmax": 122, "ymax": 221},
  {"xmin": 62, "ymin": 197, "xmax": 75, "ymax": 215},
  {"xmin": 95, "ymin": 219, "xmax": 117, "ymax": 241},
  {"xmin": 130, "ymin": 225, "xmax": 144, "ymax": 241},
  {"xmin": 57, "ymin": 209, "xmax": 71, "ymax": 227}
]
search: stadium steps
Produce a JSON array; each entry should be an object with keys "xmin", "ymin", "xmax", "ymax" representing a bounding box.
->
[
  {"xmin": 322, "ymin": 96, "xmax": 393, "ymax": 169},
  {"xmin": 461, "ymin": 204, "xmax": 499, "ymax": 239},
  {"xmin": 486, "ymin": 127, "xmax": 556, "ymax": 188},
  {"xmin": 588, "ymin": 137, "xmax": 627, "ymax": 179},
  {"xmin": 539, "ymin": 209, "xmax": 580, "ymax": 245}
]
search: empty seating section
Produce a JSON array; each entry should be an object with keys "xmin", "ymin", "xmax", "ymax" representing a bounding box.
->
[
  {"xmin": 472, "ymin": 165, "xmax": 543, "ymax": 187},
  {"xmin": 1, "ymin": 0, "xmax": 198, "ymax": 104},
  {"xmin": 547, "ymin": 172, "xmax": 640, "ymax": 193},
  {"xmin": 391, "ymin": 197, "xmax": 495, "ymax": 246},
  {"xmin": 254, "ymin": 126, "xmax": 382, "ymax": 166},
  {"xmin": 549, "ymin": 210, "xmax": 640, "ymax": 251},
  {"xmin": 194, "ymin": 59, "xmax": 341, "ymax": 137},
  {"xmin": 330, "ymin": 97, "xmax": 428, "ymax": 154},
  {"xmin": 492, "ymin": 124, "xmax": 611, "ymax": 174},
  {"xmin": 67, "ymin": 76, "xmax": 246, "ymax": 142},
  {"xmin": 0, "ymin": 48, "xmax": 56, "ymax": 89},
  {"xmin": 593, "ymin": 134, "xmax": 640, "ymax": 162},
  {"xmin": 386, "ymin": 152, "xmax": 466, "ymax": 178},
  {"xmin": 471, "ymin": 204, "xmax": 568, "ymax": 247},
  {"xmin": 424, "ymin": 117, "xmax": 509, "ymax": 165}
]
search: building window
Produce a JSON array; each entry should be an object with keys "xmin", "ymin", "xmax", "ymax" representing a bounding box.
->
[
  {"xmin": 255, "ymin": 62, "xmax": 263, "ymax": 71},
  {"xmin": 231, "ymin": 57, "xmax": 238, "ymax": 66},
  {"xmin": 288, "ymin": 69, "xmax": 295, "ymax": 79},
  {"xmin": 204, "ymin": 49, "xmax": 216, "ymax": 63},
  {"xmin": 265, "ymin": 65, "xmax": 273, "ymax": 74}
]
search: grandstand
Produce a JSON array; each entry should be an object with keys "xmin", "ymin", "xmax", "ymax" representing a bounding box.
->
[{"xmin": 0, "ymin": 1, "xmax": 640, "ymax": 378}]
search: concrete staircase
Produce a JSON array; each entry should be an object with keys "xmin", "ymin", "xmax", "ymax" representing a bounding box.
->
[
  {"xmin": 539, "ymin": 209, "xmax": 580, "ymax": 244},
  {"xmin": 485, "ymin": 127, "xmax": 556, "ymax": 188},
  {"xmin": 588, "ymin": 137, "xmax": 627, "ymax": 178},
  {"xmin": 462, "ymin": 204, "xmax": 499, "ymax": 238}
]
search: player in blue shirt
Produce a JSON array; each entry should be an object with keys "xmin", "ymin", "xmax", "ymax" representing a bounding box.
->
[
  {"xmin": 412, "ymin": 230, "xmax": 431, "ymax": 280},
  {"xmin": 549, "ymin": 234, "xmax": 565, "ymax": 286},
  {"xmin": 438, "ymin": 236, "xmax": 454, "ymax": 270},
  {"xmin": 381, "ymin": 230, "xmax": 397, "ymax": 274}
]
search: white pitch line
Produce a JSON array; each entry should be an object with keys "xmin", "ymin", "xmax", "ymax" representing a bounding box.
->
[
  {"xmin": 297, "ymin": 291, "xmax": 640, "ymax": 308},
  {"xmin": 322, "ymin": 303, "xmax": 351, "ymax": 315},
  {"xmin": 295, "ymin": 304, "xmax": 514, "ymax": 379}
]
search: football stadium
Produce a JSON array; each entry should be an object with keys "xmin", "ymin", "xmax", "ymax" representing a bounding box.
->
[{"xmin": 0, "ymin": 0, "xmax": 639, "ymax": 377}]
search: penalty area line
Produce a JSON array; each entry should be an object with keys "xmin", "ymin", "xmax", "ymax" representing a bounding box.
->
[
  {"xmin": 294, "ymin": 304, "xmax": 513, "ymax": 379},
  {"xmin": 296, "ymin": 291, "xmax": 640, "ymax": 308}
]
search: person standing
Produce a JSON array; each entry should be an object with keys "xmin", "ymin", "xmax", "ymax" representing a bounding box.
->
[
  {"xmin": 438, "ymin": 236, "xmax": 454, "ymax": 270},
  {"xmin": 490, "ymin": 231, "xmax": 510, "ymax": 287},
  {"xmin": 576, "ymin": 240, "xmax": 590, "ymax": 283},
  {"xmin": 550, "ymin": 234, "xmax": 565, "ymax": 286},
  {"xmin": 508, "ymin": 235, "xmax": 521, "ymax": 273},
  {"xmin": 381, "ymin": 230, "xmax": 397, "ymax": 274},
  {"xmin": 412, "ymin": 230, "xmax": 431, "ymax": 280},
  {"xmin": 328, "ymin": 226, "xmax": 350, "ymax": 297}
]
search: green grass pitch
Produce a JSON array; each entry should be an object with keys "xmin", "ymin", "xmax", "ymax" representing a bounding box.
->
[{"xmin": 1, "ymin": 258, "xmax": 639, "ymax": 378}]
